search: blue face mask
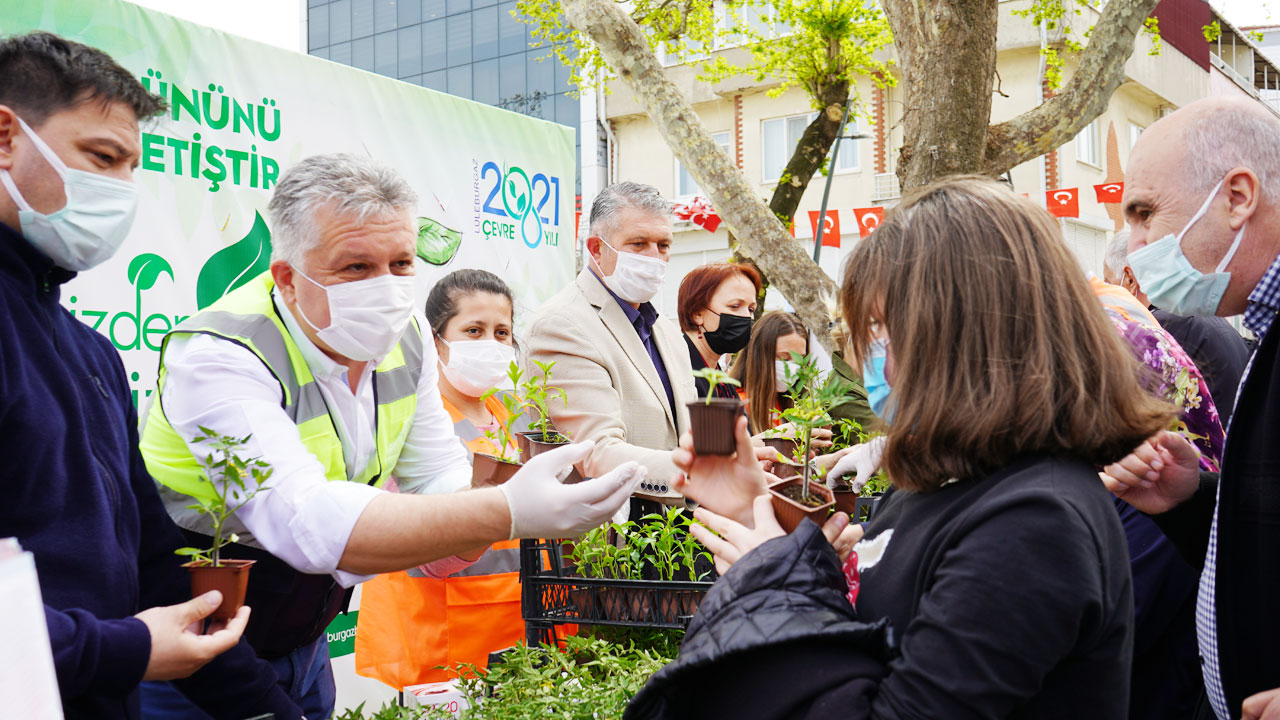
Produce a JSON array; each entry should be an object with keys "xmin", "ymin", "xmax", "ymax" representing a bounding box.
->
[
  {"xmin": 1128, "ymin": 178, "xmax": 1247, "ymax": 317},
  {"xmin": 0, "ymin": 115, "xmax": 138, "ymax": 271},
  {"xmin": 862, "ymin": 338, "xmax": 892, "ymax": 420}
]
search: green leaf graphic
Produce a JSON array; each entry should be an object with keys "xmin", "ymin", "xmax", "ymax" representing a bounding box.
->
[
  {"xmin": 416, "ymin": 216, "xmax": 462, "ymax": 266},
  {"xmin": 196, "ymin": 211, "xmax": 273, "ymax": 309},
  {"xmin": 127, "ymin": 253, "xmax": 173, "ymax": 291}
]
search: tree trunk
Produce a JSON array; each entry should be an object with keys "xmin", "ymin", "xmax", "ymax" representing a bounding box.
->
[
  {"xmin": 767, "ymin": 82, "xmax": 850, "ymax": 226},
  {"xmin": 562, "ymin": 0, "xmax": 841, "ymax": 351},
  {"xmin": 884, "ymin": 0, "xmax": 999, "ymax": 190},
  {"xmin": 883, "ymin": 0, "xmax": 1160, "ymax": 189}
]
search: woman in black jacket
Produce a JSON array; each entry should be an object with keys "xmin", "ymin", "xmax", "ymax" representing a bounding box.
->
[{"xmin": 630, "ymin": 176, "xmax": 1175, "ymax": 720}]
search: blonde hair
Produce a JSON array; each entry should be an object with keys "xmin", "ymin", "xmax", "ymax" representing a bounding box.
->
[{"xmin": 841, "ymin": 176, "xmax": 1173, "ymax": 491}]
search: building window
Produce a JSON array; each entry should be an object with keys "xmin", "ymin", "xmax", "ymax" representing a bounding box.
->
[
  {"xmin": 831, "ymin": 124, "xmax": 859, "ymax": 174},
  {"xmin": 676, "ymin": 131, "xmax": 732, "ymax": 198},
  {"xmin": 762, "ymin": 113, "xmax": 859, "ymax": 183},
  {"xmin": 1128, "ymin": 122, "xmax": 1144, "ymax": 151},
  {"xmin": 1062, "ymin": 219, "xmax": 1109, "ymax": 275},
  {"xmin": 1076, "ymin": 118, "xmax": 1101, "ymax": 167}
]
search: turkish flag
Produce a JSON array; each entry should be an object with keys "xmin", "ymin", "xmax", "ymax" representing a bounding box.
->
[
  {"xmin": 853, "ymin": 207, "xmax": 885, "ymax": 238},
  {"xmin": 808, "ymin": 210, "xmax": 841, "ymax": 247},
  {"xmin": 1046, "ymin": 188, "xmax": 1080, "ymax": 218},
  {"xmin": 1094, "ymin": 182, "xmax": 1124, "ymax": 203}
]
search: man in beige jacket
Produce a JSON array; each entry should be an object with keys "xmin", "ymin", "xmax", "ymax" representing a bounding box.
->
[{"xmin": 527, "ymin": 182, "xmax": 695, "ymax": 506}]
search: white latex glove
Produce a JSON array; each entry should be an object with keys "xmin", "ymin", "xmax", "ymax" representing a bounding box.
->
[
  {"xmin": 498, "ymin": 440, "xmax": 646, "ymax": 539},
  {"xmin": 826, "ymin": 436, "xmax": 886, "ymax": 490}
]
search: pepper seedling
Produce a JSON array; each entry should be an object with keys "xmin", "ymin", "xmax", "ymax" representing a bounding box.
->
[
  {"xmin": 689, "ymin": 366, "xmax": 741, "ymax": 404},
  {"xmin": 174, "ymin": 427, "xmax": 272, "ymax": 566}
]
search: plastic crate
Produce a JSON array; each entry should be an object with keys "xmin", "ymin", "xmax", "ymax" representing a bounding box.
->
[{"xmin": 519, "ymin": 539, "xmax": 715, "ymax": 646}]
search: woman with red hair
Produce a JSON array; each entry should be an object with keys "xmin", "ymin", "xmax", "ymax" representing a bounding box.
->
[{"xmin": 677, "ymin": 262, "xmax": 762, "ymax": 399}]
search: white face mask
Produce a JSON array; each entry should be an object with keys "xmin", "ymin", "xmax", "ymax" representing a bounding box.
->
[
  {"xmin": 593, "ymin": 238, "xmax": 667, "ymax": 304},
  {"xmin": 293, "ymin": 269, "xmax": 416, "ymax": 361},
  {"xmin": 0, "ymin": 115, "xmax": 138, "ymax": 271},
  {"xmin": 775, "ymin": 360, "xmax": 800, "ymax": 393},
  {"xmin": 440, "ymin": 338, "xmax": 516, "ymax": 397}
]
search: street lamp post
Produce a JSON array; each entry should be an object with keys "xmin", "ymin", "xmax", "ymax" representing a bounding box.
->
[{"xmin": 813, "ymin": 99, "xmax": 871, "ymax": 264}]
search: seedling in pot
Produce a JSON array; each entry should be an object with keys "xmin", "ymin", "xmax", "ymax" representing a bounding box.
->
[
  {"xmin": 471, "ymin": 362, "xmax": 526, "ymax": 487},
  {"xmin": 174, "ymin": 427, "xmax": 272, "ymax": 619},
  {"xmin": 515, "ymin": 359, "xmax": 573, "ymax": 463},
  {"xmin": 777, "ymin": 352, "xmax": 854, "ymax": 503},
  {"xmin": 479, "ymin": 361, "xmax": 525, "ymax": 465},
  {"xmin": 686, "ymin": 367, "xmax": 744, "ymax": 456}
]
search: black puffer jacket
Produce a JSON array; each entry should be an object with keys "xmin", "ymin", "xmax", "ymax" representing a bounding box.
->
[{"xmin": 625, "ymin": 521, "xmax": 895, "ymax": 719}]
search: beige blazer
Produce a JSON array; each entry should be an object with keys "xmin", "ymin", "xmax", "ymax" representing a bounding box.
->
[{"xmin": 526, "ymin": 268, "xmax": 695, "ymax": 498}]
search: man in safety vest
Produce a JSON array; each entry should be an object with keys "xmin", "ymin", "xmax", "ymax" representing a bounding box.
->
[{"xmin": 138, "ymin": 153, "xmax": 644, "ymax": 719}]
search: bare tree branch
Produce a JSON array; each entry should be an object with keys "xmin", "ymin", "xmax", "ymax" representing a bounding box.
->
[
  {"xmin": 981, "ymin": 0, "xmax": 1159, "ymax": 176},
  {"xmin": 560, "ymin": 0, "xmax": 841, "ymax": 350}
]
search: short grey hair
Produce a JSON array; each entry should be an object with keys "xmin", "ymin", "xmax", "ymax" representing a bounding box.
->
[
  {"xmin": 1182, "ymin": 108, "xmax": 1280, "ymax": 205},
  {"xmin": 588, "ymin": 181, "xmax": 673, "ymax": 240},
  {"xmin": 1105, "ymin": 229, "xmax": 1130, "ymax": 280},
  {"xmin": 267, "ymin": 153, "xmax": 418, "ymax": 266}
]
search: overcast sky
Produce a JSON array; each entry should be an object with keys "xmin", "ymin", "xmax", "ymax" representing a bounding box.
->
[
  {"xmin": 123, "ymin": 0, "xmax": 304, "ymax": 52},
  {"xmin": 1214, "ymin": 0, "xmax": 1277, "ymax": 28}
]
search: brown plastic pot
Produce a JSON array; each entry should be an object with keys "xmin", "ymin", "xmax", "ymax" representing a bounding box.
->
[
  {"xmin": 184, "ymin": 559, "xmax": 255, "ymax": 621},
  {"xmin": 769, "ymin": 476, "xmax": 835, "ymax": 534},
  {"xmin": 472, "ymin": 452, "xmax": 522, "ymax": 488},
  {"xmin": 516, "ymin": 430, "xmax": 570, "ymax": 461},
  {"xmin": 762, "ymin": 436, "xmax": 800, "ymax": 464},
  {"xmin": 831, "ymin": 487, "xmax": 860, "ymax": 517},
  {"xmin": 686, "ymin": 398, "xmax": 746, "ymax": 455},
  {"xmin": 766, "ymin": 455, "xmax": 805, "ymax": 479}
]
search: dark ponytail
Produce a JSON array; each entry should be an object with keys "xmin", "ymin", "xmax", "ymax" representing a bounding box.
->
[{"xmin": 424, "ymin": 269, "xmax": 515, "ymax": 336}]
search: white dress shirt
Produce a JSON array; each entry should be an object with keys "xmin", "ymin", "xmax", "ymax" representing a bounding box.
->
[{"xmin": 160, "ymin": 289, "xmax": 472, "ymax": 587}]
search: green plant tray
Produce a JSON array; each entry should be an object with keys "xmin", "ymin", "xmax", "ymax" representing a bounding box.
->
[{"xmin": 519, "ymin": 539, "xmax": 715, "ymax": 646}]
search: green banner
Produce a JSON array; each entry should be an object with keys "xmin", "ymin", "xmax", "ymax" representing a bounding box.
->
[{"xmin": 1, "ymin": 0, "xmax": 576, "ymax": 407}]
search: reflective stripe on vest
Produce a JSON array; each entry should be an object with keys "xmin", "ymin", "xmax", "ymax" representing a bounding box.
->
[{"xmin": 140, "ymin": 271, "xmax": 422, "ymax": 506}]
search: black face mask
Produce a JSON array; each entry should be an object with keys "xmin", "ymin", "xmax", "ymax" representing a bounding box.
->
[{"xmin": 703, "ymin": 312, "xmax": 753, "ymax": 354}]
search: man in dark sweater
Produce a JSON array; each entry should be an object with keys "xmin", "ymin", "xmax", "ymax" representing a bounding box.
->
[
  {"xmin": 0, "ymin": 32, "xmax": 301, "ymax": 719},
  {"xmin": 1103, "ymin": 97, "xmax": 1280, "ymax": 720},
  {"xmin": 1105, "ymin": 230, "xmax": 1250, "ymax": 425}
]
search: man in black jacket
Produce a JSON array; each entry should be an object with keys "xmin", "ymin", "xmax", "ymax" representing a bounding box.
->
[
  {"xmin": 1103, "ymin": 96, "xmax": 1280, "ymax": 720},
  {"xmin": 0, "ymin": 32, "xmax": 302, "ymax": 719}
]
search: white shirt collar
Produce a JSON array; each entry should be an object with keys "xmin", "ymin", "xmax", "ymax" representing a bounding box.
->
[{"xmin": 271, "ymin": 287, "xmax": 380, "ymax": 384}]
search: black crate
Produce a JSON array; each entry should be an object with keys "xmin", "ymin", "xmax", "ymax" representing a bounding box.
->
[{"xmin": 520, "ymin": 539, "xmax": 715, "ymax": 646}]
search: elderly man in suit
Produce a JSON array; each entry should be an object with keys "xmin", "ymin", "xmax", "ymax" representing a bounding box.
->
[
  {"xmin": 527, "ymin": 182, "xmax": 695, "ymax": 507},
  {"xmin": 1102, "ymin": 97, "xmax": 1280, "ymax": 720}
]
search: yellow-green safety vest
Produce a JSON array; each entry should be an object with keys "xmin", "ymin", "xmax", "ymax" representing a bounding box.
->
[{"xmin": 140, "ymin": 272, "xmax": 422, "ymax": 511}]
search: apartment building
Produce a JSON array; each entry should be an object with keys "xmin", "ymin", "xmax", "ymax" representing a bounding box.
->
[{"xmin": 591, "ymin": 0, "xmax": 1280, "ymax": 314}]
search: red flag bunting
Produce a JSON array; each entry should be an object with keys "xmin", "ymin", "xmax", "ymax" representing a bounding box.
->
[
  {"xmin": 1094, "ymin": 182, "xmax": 1124, "ymax": 203},
  {"xmin": 853, "ymin": 207, "xmax": 885, "ymax": 238},
  {"xmin": 808, "ymin": 210, "xmax": 841, "ymax": 248},
  {"xmin": 1045, "ymin": 188, "xmax": 1080, "ymax": 218},
  {"xmin": 672, "ymin": 197, "xmax": 722, "ymax": 233}
]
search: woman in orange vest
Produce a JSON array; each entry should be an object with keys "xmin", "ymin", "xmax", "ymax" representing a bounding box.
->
[{"xmin": 355, "ymin": 269, "xmax": 530, "ymax": 689}]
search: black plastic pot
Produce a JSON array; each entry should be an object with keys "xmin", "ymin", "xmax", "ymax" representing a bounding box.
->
[
  {"xmin": 686, "ymin": 398, "xmax": 746, "ymax": 455},
  {"xmin": 516, "ymin": 430, "xmax": 570, "ymax": 461}
]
